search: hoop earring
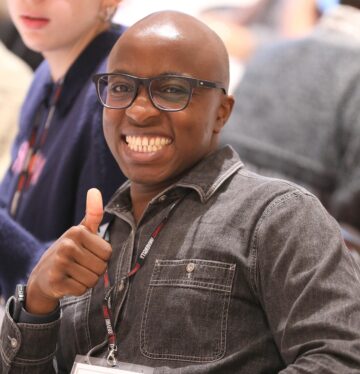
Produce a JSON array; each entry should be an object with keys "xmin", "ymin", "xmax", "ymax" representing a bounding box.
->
[{"xmin": 99, "ymin": 7, "xmax": 113, "ymax": 23}]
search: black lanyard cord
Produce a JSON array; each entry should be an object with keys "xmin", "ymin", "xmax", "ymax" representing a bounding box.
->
[
  {"xmin": 9, "ymin": 80, "xmax": 63, "ymax": 218},
  {"xmin": 102, "ymin": 195, "xmax": 185, "ymax": 367}
]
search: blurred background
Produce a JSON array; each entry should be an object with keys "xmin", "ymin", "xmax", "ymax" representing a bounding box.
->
[{"xmin": 0, "ymin": 0, "xmax": 323, "ymax": 91}]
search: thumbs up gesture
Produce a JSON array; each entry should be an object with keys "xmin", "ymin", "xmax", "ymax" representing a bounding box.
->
[
  {"xmin": 26, "ymin": 189, "xmax": 112, "ymax": 315},
  {"xmin": 84, "ymin": 188, "xmax": 104, "ymax": 234}
]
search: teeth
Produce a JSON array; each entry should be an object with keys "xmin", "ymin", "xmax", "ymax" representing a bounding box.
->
[{"xmin": 125, "ymin": 136, "xmax": 171, "ymax": 153}]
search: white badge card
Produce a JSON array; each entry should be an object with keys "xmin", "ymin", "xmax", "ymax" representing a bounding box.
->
[{"xmin": 71, "ymin": 355, "xmax": 154, "ymax": 374}]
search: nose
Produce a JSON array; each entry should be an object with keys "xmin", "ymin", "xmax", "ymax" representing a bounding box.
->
[{"xmin": 125, "ymin": 85, "xmax": 161, "ymax": 125}]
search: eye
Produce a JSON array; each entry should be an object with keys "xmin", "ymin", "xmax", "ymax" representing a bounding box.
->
[
  {"xmin": 160, "ymin": 85, "xmax": 188, "ymax": 94},
  {"xmin": 109, "ymin": 82, "xmax": 133, "ymax": 95},
  {"xmin": 152, "ymin": 78, "xmax": 190, "ymax": 98}
]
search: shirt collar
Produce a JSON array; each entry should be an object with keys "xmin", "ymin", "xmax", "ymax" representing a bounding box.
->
[
  {"xmin": 106, "ymin": 145, "xmax": 243, "ymax": 215},
  {"xmin": 43, "ymin": 24, "xmax": 125, "ymax": 115}
]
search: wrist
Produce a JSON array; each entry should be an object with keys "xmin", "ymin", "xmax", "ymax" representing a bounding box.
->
[{"xmin": 26, "ymin": 281, "xmax": 59, "ymax": 315}]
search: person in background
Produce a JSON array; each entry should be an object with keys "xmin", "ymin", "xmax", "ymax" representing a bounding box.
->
[
  {"xmin": 280, "ymin": 0, "xmax": 342, "ymax": 37},
  {"xmin": 200, "ymin": 0, "xmax": 284, "ymax": 61},
  {"xmin": 2, "ymin": 11, "xmax": 360, "ymax": 374},
  {"xmin": 199, "ymin": 0, "xmax": 285, "ymax": 91},
  {"xmin": 0, "ymin": 0, "xmax": 126, "ymax": 299},
  {"xmin": 0, "ymin": 0, "xmax": 42, "ymax": 70},
  {"xmin": 0, "ymin": 0, "xmax": 32, "ymax": 179},
  {"xmin": 280, "ymin": 0, "xmax": 320, "ymax": 37},
  {"xmin": 221, "ymin": 0, "xmax": 360, "ymax": 250}
]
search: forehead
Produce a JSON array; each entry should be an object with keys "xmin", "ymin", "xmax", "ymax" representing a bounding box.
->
[{"xmin": 108, "ymin": 31, "xmax": 218, "ymax": 80}]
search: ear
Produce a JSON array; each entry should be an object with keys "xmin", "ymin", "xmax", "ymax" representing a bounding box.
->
[{"xmin": 213, "ymin": 94, "xmax": 235, "ymax": 134}]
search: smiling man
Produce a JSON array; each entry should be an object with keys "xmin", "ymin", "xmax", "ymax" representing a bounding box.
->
[{"xmin": 2, "ymin": 10, "xmax": 360, "ymax": 374}]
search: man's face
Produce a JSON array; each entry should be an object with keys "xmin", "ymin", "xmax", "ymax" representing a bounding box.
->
[{"xmin": 104, "ymin": 32, "xmax": 228, "ymax": 190}]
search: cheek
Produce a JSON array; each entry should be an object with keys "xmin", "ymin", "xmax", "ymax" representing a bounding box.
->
[{"xmin": 102, "ymin": 112, "xmax": 118, "ymax": 151}]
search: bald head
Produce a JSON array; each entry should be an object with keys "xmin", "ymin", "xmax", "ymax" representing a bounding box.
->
[{"xmin": 109, "ymin": 11, "xmax": 230, "ymax": 91}]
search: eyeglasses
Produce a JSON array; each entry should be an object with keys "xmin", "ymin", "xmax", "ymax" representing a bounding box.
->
[{"xmin": 92, "ymin": 73, "xmax": 227, "ymax": 112}]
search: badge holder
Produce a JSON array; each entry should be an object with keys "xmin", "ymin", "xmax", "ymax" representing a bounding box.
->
[{"xmin": 71, "ymin": 355, "xmax": 154, "ymax": 374}]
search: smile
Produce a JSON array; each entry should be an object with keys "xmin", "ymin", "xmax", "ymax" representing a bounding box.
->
[{"xmin": 125, "ymin": 136, "xmax": 171, "ymax": 153}]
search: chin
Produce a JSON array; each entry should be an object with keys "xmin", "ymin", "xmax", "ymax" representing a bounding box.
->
[{"xmin": 20, "ymin": 38, "xmax": 46, "ymax": 54}]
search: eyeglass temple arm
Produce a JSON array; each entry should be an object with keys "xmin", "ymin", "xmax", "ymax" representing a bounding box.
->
[{"xmin": 197, "ymin": 80, "xmax": 227, "ymax": 94}]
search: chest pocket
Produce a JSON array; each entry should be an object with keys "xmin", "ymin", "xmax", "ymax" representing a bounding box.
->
[{"xmin": 140, "ymin": 259, "xmax": 236, "ymax": 363}]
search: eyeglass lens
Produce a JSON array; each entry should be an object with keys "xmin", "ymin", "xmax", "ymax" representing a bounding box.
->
[{"xmin": 98, "ymin": 75, "xmax": 192, "ymax": 111}]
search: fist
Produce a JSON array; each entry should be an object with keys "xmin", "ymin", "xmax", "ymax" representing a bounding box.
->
[{"xmin": 26, "ymin": 189, "xmax": 112, "ymax": 315}]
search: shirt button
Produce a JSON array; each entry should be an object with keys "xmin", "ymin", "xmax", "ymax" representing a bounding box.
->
[
  {"xmin": 10, "ymin": 338, "xmax": 18, "ymax": 349},
  {"xmin": 118, "ymin": 281, "xmax": 125, "ymax": 292},
  {"xmin": 186, "ymin": 263, "xmax": 195, "ymax": 273},
  {"xmin": 158, "ymin": 195, "xmax": 167, "ymax": 202}
]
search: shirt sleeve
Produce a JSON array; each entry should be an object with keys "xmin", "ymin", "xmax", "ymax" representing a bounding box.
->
[
  {"xmin": 0, "ymin": 297, "xmax": 60, "ymax": 374},
  {"xmin": 252, "ymin": 188, "xmax": 360, "ymax": 372},
  {"xmin": 0, "ymin": 209, "xmax": 49, "ymax": 298},
  {"xmin": 329, "ymin": 72, "xmax": 360, "ymax": 231}
]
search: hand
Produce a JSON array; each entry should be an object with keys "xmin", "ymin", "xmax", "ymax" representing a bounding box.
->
[{"xmin": 26, "ymin": 188, "xmax": 112, "ymax": 315}]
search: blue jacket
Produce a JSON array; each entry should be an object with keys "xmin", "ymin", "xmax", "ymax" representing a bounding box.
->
[{"xmin": 0, "ymin": 26, "xmax": 127, "ymax": 297}]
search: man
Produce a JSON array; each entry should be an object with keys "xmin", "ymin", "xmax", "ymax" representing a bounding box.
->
[
  {"xmin": 221, "ymin": 0, "xmax": 360, "ymax": 235},
  {"xmin": 1, "ymin": 11, "xmax": 360, "ymax": 374}
]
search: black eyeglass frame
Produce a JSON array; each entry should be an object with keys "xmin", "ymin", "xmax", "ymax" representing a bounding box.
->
[{"xmin": 92, "ymin": 73, "xmax": 227, "ymax": 112}]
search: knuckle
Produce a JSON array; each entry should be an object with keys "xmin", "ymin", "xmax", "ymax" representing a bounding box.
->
[
  {"xmin": 95, "ymin": 262, "xmax": 107, "ymax": 276},
  {"xmin": 56, "ymin": 254, "xmax": 69, "ymax": 270},
  {"xmin": 60, "ymin": 237, "xmax": 76, "ymax": 253},
  {"xmin": 67, "ymin": 225, "xmax": 85, "ymax": 239},
  {"xmin": 54, "ymin": 247, "xmax": 72, "ymax": 268},
  {"xmin": 103, "ymin": 243, "xmax": 112, "ymax": 260},
  {"xmin": 88, "ymin": 274, "xmax": 100, "ymax": 288},
  {"xmin": 73, "ymin": 285, "xmax": 88, "ymax": 297}
]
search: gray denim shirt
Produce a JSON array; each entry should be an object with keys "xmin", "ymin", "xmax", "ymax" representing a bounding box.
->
[{"xmin": 2, "ymin": 146, "xmax": 360, "ymax": 373}]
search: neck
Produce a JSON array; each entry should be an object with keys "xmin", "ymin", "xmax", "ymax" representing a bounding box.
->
[
  {"xmin": 130, "ymin": 182, "xmax": 171, "ymax": 224},
  {"xmin": 43, "ymin": 25, "xmax": 108, "ymax": 81}
]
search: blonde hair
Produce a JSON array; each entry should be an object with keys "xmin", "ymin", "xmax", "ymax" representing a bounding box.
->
[{"xmin": 0, "ymin": 0, "xmax": 9, "ymax": 19}]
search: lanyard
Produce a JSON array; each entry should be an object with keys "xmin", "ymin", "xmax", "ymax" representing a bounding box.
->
[
  {"xmin": 9, "ymin": 80, "xmax": 63, "ymax": 218},
  {"xmin": 102, "ymin": 196, "xmax": 184, "ymax": 367}
]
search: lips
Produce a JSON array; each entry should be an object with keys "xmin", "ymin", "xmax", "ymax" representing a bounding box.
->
[{"xmin": 20, "ymin": 15, "xmax": 50, "ymax": 29}]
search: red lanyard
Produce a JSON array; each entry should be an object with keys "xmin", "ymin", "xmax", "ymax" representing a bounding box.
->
[
  {"xmin": 102, "ymin": 196, "xmax": 184, "ymax": 367},
  {"xmin": 9, "ymin": 80, "xmax": 63, "ymax": 218}
]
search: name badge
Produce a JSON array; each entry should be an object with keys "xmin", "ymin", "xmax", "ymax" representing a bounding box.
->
[{"xmin": 71, "ymin": 355, "xmax": 154, "ymax": 374}]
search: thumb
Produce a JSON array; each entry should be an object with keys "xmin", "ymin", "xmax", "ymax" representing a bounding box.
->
[{"xmin": 83, "ymin": 188, "xmax": 103, "ymax": 234}]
